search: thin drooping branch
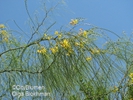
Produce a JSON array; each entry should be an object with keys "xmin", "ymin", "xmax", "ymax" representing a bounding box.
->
[
  {"xmin": 27, "ymin": 2, "xmax": 59, "ymax": 44},
  {"xmin": 25, "ymin": 0, "xmax": 35, "ymax": 27},
  {"xmin": 0, "ymin": 46, "xmax": 25, "ymax": 57},
  {"xmin": 20, "ymin": 22, "xmax": 56, "ymax": 60},
  {"xmin": 0, "ymin": 22, "xmax": 56, "ymax": 60},
  {"xmin": 0, "ymin": 69, "xmax": 43, "ymax": 74}
]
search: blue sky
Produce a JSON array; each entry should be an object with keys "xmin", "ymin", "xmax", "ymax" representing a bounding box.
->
[
  {"xmin": 66, "ymin": 0, "xmax": 133, "ymax": 34},
  {"xmin": 0, "ymin": 0, "xmax": 133, "ymax": 39}
]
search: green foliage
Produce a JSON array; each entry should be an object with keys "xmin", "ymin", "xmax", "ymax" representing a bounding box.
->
[{"xmin": 0, "ymin": 0, "xmax": 133, "ymax": 100}]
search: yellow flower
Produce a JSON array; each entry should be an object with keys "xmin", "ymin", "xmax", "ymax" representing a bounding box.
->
[
  {"xmin": 100, "ymin": 50, "xmax": 107, "ymax": 54},
  {"xmin": 37, "ymin": 47, "xmax": 47, "ymax": 54},
  {"xmin": 75, "ymin": 42, "xmax": 80, "ymax": 46},
  {"xmin": 0, "ymin": 24, "xmax": 5, "ymax": 28},
  {"xmin": 66, "ymin": 53, "xmax": 70, "ymax": 56},
  {"xmin": 60, "ymin": 39, "xmax": 71, "ymax": 49},
  {"xmin": 41, "ymin": 48, "xmax": 47, "ymax": 54},
  {"xmin": 0, "ymin": 30, "xmax": 8, "ymax": 36},
  {"xmin": 44, "ymin": 33, "xmax": 47, "ymax": 37},
  {"xmin": 37, "ymin": 50, "xmax": 41, "ymax": 53},
  {"xmin": 129, "ymin": 73, "xmax": 133, "ymax": 79},
  {"xmin": 3, "ymin": 37, "xmax": 8, "ymax": 42},
  {"xmin": 47, "ymin": 36, "xmax": 51, "ymax": 40},
  {"xmin": 54, "ymin": 31, "xmax": 58, "ymax": 35},
  {"xmin": 129, "ymin": 79, "xmax": 133, "ymax": 85},
  {"xmin": 78, "ymin": 29, "xmax": 88, "ymax": 38},
  {"xmin": 82, "ymin": 30, "xmax": 88, "ymax": 38},
  {"xmin": 66, "ymin": 49, "xmax": 73, "ymax": 56},
  {"xmin": 90, "ymin": 48, "xmax": 100, "ymax": 54},
  {"xmin": 54, "ymin": 31, "xmax": 62, "ymax": 39},
  {"xmin": 50, "ymin": 46, "xmax": 58, "ymax": 54},
  {"xmin": 70, "ymin": 19, "xmax": 78, "ymax": 25},
  {"xmin": 86, "ymin": 57, "xmax": 92, "ymax": 61},
  {"xmin": 112, "ymin": 86, "xmax": 118, "ymax": 93},
  {"xmin": 75, "ymin": 42, "xmax": 84, "ymax": 48},
  {"xmin": 58, "ymin": 34, "xmax": 62, "ymax": 38},
  {"xmin": 0, "ymin": 30, "xmax": 9, "ymax": 42},
  {"xmin": 68, "ymin": 49, "xmax": 73, "ymax": 54},
  {"xmin": 80, "ymin": 42, "xmax": 84, "ymax": 48},
  {"xmin": 95, "ymin": 49, "xmax": 100, "ymax": 54}
]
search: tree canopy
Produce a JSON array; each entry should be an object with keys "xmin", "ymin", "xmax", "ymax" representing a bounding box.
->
[{"xmin": 0, "ymin": 0, "xmax": 133, "ymax": 100}]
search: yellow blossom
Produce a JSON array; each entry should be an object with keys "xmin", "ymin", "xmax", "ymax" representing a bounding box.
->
[
  {"xmin": 50, "ymin": 46, "xmax": 58, "ymax": 54},
  {"xmin": 79, "ymin": 42, "xmax": 84, "ymax": 48},
  {"xmin": 75, "ymin": 42, "xmax": 84, "ymax": 48},
  {"xmin": 54, "ymin": 31, "xmax": 62, "ymax": 39},
  {"xmin": 37, "ymin": 50, "xmax": 41, "ymax": 53},
  {"xmin": 129, "ymin": 79, "xmax": 133, "ymax": 85},
  {"xmin": 112, "ymin": 86, "xmax": 118, "ymax": 93},
  {"xmin": 60, "ymin": 39, "xmax": 71, "ymax": 49},
  {"xmin": 82, "ymin": 30, "xmax": 88, "ymax": 38},
  {"xmin": 54, "ymin": 31, "xmax": 58, "ymax": 35},
  {"xmin": 66, "ymin": 53, "xmax": 70, "ymax": 56},
  {"xmin": 37, "ymin": 47, "xmax": 47, "ymax": 54},
  {"xmin": 100, "ymin": 50, "xmax": 107, "ymax": 54},
  {"xmin": 3, "ymin": 37, "xmax": 8, "ymax": 42},
  {"xmin": 129, "ymin": 73, "xmax": 133, "ymax": 79},
  {"xmin": 66, "ymin": 49, "xmax": 73, "ymax": 56},
  {"xmin": 0, "ymin": 30, "xmax": 8, "ymax": 36},
  {"xmin": 44, "ymin": 33, "xmax": 47, "ymax": 37},
  {"xmin": 70, "ymin": 19, "xmax": 78, "ymax": 25},
  {"xmin": 95, "ymin": 49, "xmax": 100, "ymax": 54},
  {"xmin": 68, "ymin": 49, "xmax": 73, "ymax": 54},
  {"xmin": 47, "ymin": 36, "xmax": 51, "ymax": 40},
  {"xmin": 75, "ymin": 42, "xmax": 80, "ymax": 46},
  {"xmin": 58, "ymin": 34, "xmax": 62, "ymax": 38},
  {"xmin": 90, "ymin": 48, "xmax": 100, "ymax": 54},
  {"xmin": 0, "ymin": 24, "xmax": 5, "ymax": 28},
  {"xmin": 86, "ymin": 57, "xmax": 92, "ymax": 61},
  {"xmin": 78, "ymin": 29, "xmax": 88, "ymax": 38}
]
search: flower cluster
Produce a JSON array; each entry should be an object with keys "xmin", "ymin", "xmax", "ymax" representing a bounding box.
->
[
  {"xmin": 0, "ymin": 24, "xmax": 9, "ymax": 42},
  {"xmin": 129, "ymin": 73, "xmax": 133, "ymax": 79},
  {"xmin": 90, "ymin": 48, "xmax": 100, "ymax": 54},
  {"xmin": 44, "ymin": 34, "xmax": 52, "ymax": 40},
  {"xmin": 54, "ymin": 31, "xmax": 62, "ymax": 38},
  {"xmin": 112, "ymin": 86, "xmax": 118, "ymax": 93},
  {"xmin": 82, "ymin": 30, "xmax": 88, "ymax": 38},
  {"xmin": 60, "ymin": 39, "xmax": 71, "ymax": 49},
  {"xmin": 70, "ymin": 19, "xmax": 78, "ymax": 25},
  {"xmin": 66, "ymin": 49, "xmax": 73, "ymax": 56},
  {"xmin": 37, "ymin": 47, "xmax": 47, "ymax": 54},
  {"xmin": 78, "ymin": 28, "xmax": 89, "ymax": 38},
  {"xmin": 0, "ymin": 24, "xmax": 5, "ymax": 29},
  {"xmin": 75, "ymin": 42, "xmax": 84, "ymax": 48},
  {"xmin": 60, "ymin": 39, "xmax": 74, "ymax": 56},
  {"xmin": 0, "ymin": 30, "xmax": 8, "ymax": 36},
  {"xmin": 47, "ymin": 37, "xmax": 51, "ymax": 40},
  {"xmin": 129, "ymin": 73, "xmax": 133, "ymax": 84},
  {"xmin": 50, "ymin": 46, "xmax": 58, "ymax": 54},
  {"xmin": 86, "ymin": 57, "xmax": 92, "ymax": 61}
]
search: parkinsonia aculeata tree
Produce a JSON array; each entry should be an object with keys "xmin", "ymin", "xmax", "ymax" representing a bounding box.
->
[{"xmin": 0, "ymin": 0, "xmax": 133, "ymax": 100}]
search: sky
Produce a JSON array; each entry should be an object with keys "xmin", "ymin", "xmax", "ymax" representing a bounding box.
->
[{"xmin": 0, "ymin": 0, "xmax": 133, "ymax": 40}]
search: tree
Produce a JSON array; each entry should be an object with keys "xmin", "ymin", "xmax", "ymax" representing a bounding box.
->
[{"xmin": 0, "ymin": 0, "xmax": 133, "ymax": 100}]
